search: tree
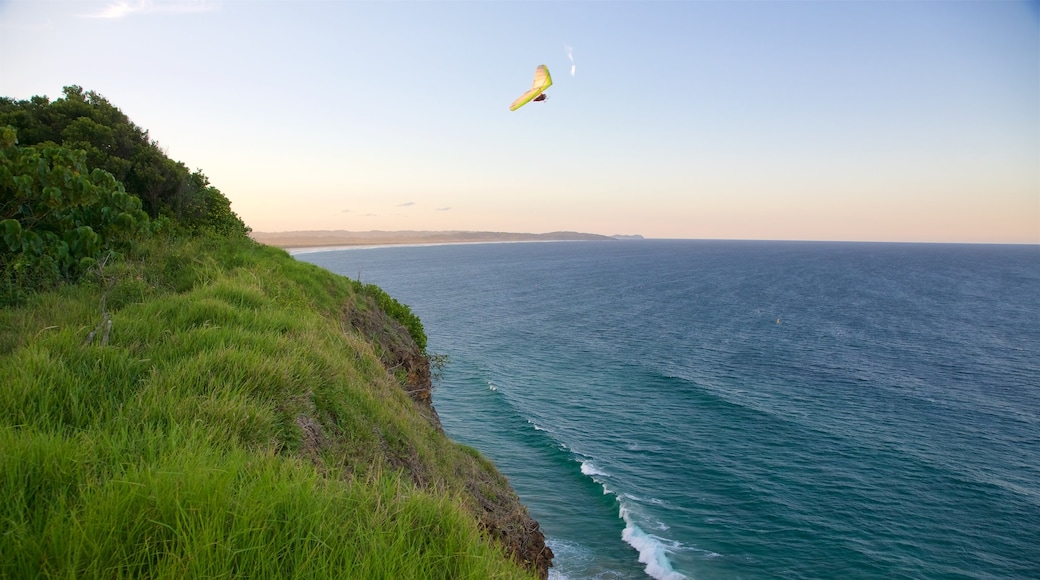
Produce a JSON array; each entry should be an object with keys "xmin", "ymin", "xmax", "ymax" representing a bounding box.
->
[
  {"xmin": 0, "ymin": 126, "xmax": 148, "ymax": 303},
  {"xmin": 0, "ymin": 86, "xmax": 248, "ymax": 234}
]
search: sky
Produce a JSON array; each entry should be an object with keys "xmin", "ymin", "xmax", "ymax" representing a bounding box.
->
[{"xmin": 1, "ymin": 0, "xmax": 1038, "ymax": 243}]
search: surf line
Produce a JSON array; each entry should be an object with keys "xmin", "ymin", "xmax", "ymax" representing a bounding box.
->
[{"xmin": 579, "ymin": 459, "xmax": 687, "ymax": 580}]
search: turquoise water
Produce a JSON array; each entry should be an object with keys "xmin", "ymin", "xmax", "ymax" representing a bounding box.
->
[{"xmin": 300, "ymin": 240, "xmax": 1040, "ymax": 579}]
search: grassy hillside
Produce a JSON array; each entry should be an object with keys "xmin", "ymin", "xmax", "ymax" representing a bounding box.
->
[{"xmin": 0, "ymin": 234, "xmax": 551, "ymax": 579}]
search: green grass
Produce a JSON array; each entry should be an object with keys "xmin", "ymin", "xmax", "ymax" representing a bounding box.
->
[{"xmin": 0, "ymin": 235, "xmax": 538, "ymax": 579}]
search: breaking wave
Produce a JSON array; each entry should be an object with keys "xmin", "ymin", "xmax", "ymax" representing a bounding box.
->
[{"xmin": 579, "ymin": 459, "xmax": 686, "ymax": 580}]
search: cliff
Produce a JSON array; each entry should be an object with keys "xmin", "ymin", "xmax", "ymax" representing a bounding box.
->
[
  {"xmin": 343, "ymin": 287, "xmax": 554, "ymax": 577},
  {"xmin": 0, "ymin": 234, "xmax": 552, "ymax": 579}
]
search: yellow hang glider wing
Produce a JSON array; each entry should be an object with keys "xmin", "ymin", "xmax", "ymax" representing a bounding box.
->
[{"xmin": 509, "ymin": 65, "xmax": 552, "ymax": 111}]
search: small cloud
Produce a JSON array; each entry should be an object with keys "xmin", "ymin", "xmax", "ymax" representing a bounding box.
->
[
  {"xmin": 86, "ymin": 0, "xmax": 219, "ymax": 19},
  {"xmin": 436, "ymin": 207, "xmax": 452, "ymax": 212},
  {"xmin": 91, "ymin": 2, "xmax": 135, "ymax": 18},
  {"xmin": 341, "ymin": 209, "xmax": 352, "ymax": 213},
  {"xmin": 397, "ymin": 201, "xmax": 416, "ymax": 207}
]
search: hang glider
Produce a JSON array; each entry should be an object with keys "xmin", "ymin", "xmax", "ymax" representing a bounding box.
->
[{"xmin": 509, "ymin": 64, "xmax": 552, "ymax": 111}]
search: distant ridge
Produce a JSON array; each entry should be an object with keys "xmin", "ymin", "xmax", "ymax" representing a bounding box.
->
[{"xmin": 251, "ymin": 230, "xmax": 617, "ymax": 249}]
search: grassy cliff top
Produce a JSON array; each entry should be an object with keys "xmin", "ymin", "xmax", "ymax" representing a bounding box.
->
[{"xmin": 0, "ymin": 234, "xmax": 550, "ymax": 579}]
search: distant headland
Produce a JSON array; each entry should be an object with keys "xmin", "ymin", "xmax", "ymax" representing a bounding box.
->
[{"xmin": 251, "ymin": 230, "xmax": 643, "ymax": 249}]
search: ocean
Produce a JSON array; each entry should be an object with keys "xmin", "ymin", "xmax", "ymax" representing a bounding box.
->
[{"xmin": 297, "ymin": 240, "xmax": 1040, "ymax": 580}]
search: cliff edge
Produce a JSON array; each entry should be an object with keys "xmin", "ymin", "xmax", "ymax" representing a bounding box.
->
[
  {"xmin": 345, "ymin": 293, "xmax": 554, "ymax": 578},
  {"xmin": 0, "ymin": 235, "xmax": 552, "ymax": 579}
]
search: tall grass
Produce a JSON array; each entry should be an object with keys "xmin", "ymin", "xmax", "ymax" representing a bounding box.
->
[{"xmin": 0, "ymin": 235, "xmax": 536, "ymax": 579}]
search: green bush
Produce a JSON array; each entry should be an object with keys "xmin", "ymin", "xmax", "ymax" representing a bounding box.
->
[
  {"xmin": 0, "ymin": 126, "xmax": 149, "ymax": 304},
  {"xmin": 358, "ymin": 281, "xmax": 428, "ymax": 353},
  {"xmin": 0, "ymin": 87, "xmax": 249, "ymax": 236}
]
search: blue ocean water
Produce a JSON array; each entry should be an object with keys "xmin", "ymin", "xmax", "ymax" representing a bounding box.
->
[{"xmin": 299, "ymin": 240, "xmax": 1040, "ymax": 580}]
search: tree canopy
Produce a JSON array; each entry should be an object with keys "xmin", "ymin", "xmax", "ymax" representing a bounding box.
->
[
  {"xmin": 1, "ymin": 86, "xmax": 250, "ymax": 304},
  {"xmin": 0, "ymin": 85, "xmax": 247, "ymax": 234}
]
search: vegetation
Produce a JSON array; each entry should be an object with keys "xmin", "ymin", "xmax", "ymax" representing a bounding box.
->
[
  {"xmin": 0, "ymin": 86, "xmax": 247, "ymax": 235},
  {"xmin": 361, "ymin": 281, "xmax": 428, "ymax": 354},
  {"xmin": 1, "ymin": 86, "xmax": 247, "ymax": 305},
  {"xmin": 0, "ymin": 88, "xmax": 547, "ymax": 578}
]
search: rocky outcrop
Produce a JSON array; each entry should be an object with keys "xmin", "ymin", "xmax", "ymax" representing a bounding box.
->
[{"xmin": 343, "ymin": 295, "xmax": 554, "ymax": 579}]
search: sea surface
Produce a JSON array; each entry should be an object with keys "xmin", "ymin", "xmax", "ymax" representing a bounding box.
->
[{"xmin": 298, "ymin": 240, "xmax": 1040, "ymax": 580}]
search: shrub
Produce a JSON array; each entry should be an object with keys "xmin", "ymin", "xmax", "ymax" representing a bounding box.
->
[
  {"xmin": 0, "ymin": 127, "xmax": 148, "ymax": 305},
  {"xmin": 357, "ymin": 281, "xmax": 428, "ymax": 354}
]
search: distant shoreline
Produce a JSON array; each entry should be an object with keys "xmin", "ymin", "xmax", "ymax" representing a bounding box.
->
[{"xmin": 251, "ymin": 230, "xmax": 638, "ymax": 250}]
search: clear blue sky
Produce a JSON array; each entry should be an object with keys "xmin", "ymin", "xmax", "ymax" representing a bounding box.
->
[{"xmin": 2, "ymin": 0, "xmax": 1037, "ymax": 243}]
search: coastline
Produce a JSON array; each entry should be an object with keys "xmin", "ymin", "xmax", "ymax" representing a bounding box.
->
[
  {"xmin": 250, "ymin": 229, "xmax": 622, "ymax": 251},
  {"xmin": 285, "ymin": 239, "xmax": 597, "ymax": 256}
]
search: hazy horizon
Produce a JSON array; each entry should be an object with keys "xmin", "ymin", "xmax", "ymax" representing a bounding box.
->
[
  {"xmin": 251, "ymin": 228, "xmax": 1037, "ymax": 248},
  {"xmin": 2, "ymin": 1, "xmax": 1037, "ymax": 244}
]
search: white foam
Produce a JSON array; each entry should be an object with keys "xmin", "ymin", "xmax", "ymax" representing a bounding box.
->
[
  {"xmin": 619, "ymin": 504, "xmax": 687, "ymax": 580},
  {"xmin": 577, "ymin": 459, "xmax": 616, "ymax": 497},
  {"xmin": 528, "ymin": 419, "xmax": 549, "ymax": 432},
  {"xmin": 573, "ymin": 461, "xmax": 687, "ymax": 578},
  {"xmin": 624, "ymin": 492, "xmax": 666, "ymax": 506},
  {"xmin": 545, "ymin": 537, "xmax": 592, "ymax": 580},
  {"xmin": 580, "ymin": 460, "xmax": 609, "ymax": 478}
]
